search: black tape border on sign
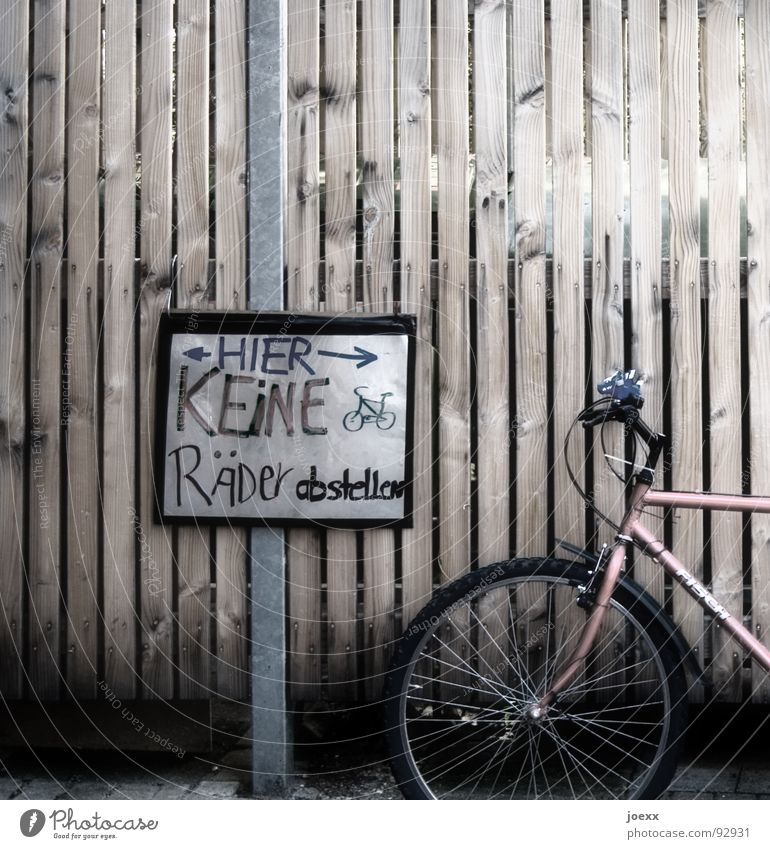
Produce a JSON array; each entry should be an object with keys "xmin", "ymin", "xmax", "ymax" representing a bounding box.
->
[{"xmin": 154, "ymin": 311, "xmax": 417, "ymax": 529}]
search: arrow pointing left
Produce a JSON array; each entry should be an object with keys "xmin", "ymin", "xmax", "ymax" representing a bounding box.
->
[{"xmin": 183, "ymin": 346, "xmax": 212, "ymax": 362}]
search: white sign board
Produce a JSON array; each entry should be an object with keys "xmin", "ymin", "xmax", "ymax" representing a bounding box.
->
[{"xmin": 156, "ymin": 313, "xmax": 415, "ymax": 527}]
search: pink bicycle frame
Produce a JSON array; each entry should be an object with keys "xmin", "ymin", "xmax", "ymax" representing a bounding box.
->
[{"xmin": 540, "ymin": 481, "xmax": 770, "ymax": 707}]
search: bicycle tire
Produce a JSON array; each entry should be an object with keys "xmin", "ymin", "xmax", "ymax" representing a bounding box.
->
[
  {"xmin": 342, "ymin": 410, "xmax": 363, "ymax": 431},
  {"xmin": 384, "ymin": 558, "xmax": 688, "ymax": 800},
  {"xmin": 377, "ymin": 411, "xmax": 396, "ymax": 430}
]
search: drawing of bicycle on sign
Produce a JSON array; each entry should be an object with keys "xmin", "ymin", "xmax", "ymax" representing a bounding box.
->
[{"xmin": 343, "ymin": 386, "xmax": 396, "ymax": 431}]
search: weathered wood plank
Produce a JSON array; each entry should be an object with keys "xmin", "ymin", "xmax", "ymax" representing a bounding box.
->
[
  {"xmin": 360, "ymin": 0, "xmax": 396, "ymax": 699},
  {"xmin": 745, "ymin": 0, "xmax": 770, "ymax": 703},
  {"xmin": 667, "ymin": 0, "xmax": 705, "ymax": 675},
  {"xmin": 0, "ymin": 0, "xmax": 28, "ymax": 699},
  {"xmin": 705, "ymin": 0, "xmax": 743, "ymax": 701},
  {"xmin": 545, "ymin": 0, "xmax": 745, "ymax": 19},
  {"xmin": 28, "ymin": 0, "xmax": 64, "ymax": 699},
  {"xmin": 102, "ymin": 0, "xmax": 137, "ymax": 698},
  {"xmin": 628, "ymin": 0, "xmax": 665, "ymax": 602},
  {"xmin": 286, "ymin": 0, "xmax": 322, "ymax": 697},
  {"xmin": 287, "ymin": 0, "xmax": 321, "ymax": 312},
  {"xmin": 399, "ymin": 0, "xmax": 434, "ymax": 625},
  {"xmin": 214, "ymin": 0, "xmax": 249, "ymax": 700},
  {"xmin": 550, "ymin": 0, "xmax": 585, "ymax": 552},
  {"xmin": 435, "ymin": 1, "xmax": 471, "ymax": 586},
  {"xmin": 589, "ymin": 0, "xmax": 625, "ymax": 543},
  {"xmin": 513, "ymin": 0, "xmax": 548, "ymax": 556},
  {"xmin": 176, "ymin": 0, "xmax": 214, "ymax": 699},
  {"xmin": 660, "ymin": 17, "xmax": 669, "ymax": 161},
  {"xmin": 323, "ymin": 0, "xmax": 359, "ymax": 700},
  {"xmin": 474, "ymin": 0, "xmax": 510, "ymax": 565},
  {"xmin": 138, "ymin": 0, "xmax": 175, "ymax": 699},
  {"xmin": 65, "ymin": 0, "xmax": 101, "ymax": 698},
  {"xmin": 542, "ymin": 0, "xmax": 746, "ymax": 17}
]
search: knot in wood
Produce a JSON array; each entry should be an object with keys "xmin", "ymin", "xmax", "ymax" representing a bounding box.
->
[
  {"xmin": 364, "ymin": 206, "xmax": 378, "ymax": 223},
  {"xmin": 297, "ymin": 181, "xmax": 313, "ymax": 201}
]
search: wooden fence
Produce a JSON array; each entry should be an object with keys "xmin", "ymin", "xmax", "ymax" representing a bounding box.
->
[{"xmin": 2, "ymin": 0, "xmax": 770, "ymax": 709}]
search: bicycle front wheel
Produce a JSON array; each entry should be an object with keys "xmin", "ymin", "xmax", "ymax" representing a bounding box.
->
[
  {"xmin": 342, "ymin": 410, "xmax": 363, "ymax": 431},
  {"xmin": 384, "ymin": 558, "xmax": 688, "ymax": 800}
]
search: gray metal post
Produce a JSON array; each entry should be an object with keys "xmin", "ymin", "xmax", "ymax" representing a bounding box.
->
[{"xmin": 247, "ymin": 0, "xmax": 291, "ymax": 796}]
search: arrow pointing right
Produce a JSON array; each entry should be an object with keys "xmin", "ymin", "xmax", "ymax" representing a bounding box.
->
[{"xmin": 316, "ymin": 346, "xmax": 378, "ymax": 369}]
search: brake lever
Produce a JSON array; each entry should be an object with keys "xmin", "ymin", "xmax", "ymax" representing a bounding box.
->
[{"xmin": 579, "ymin": 409, "xmax": 612, "ymax": 428}]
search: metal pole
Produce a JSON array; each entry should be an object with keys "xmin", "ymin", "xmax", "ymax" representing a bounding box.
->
[{"xmin": 247, "ymin": 0, "xmax": 291, "ymax": 796}]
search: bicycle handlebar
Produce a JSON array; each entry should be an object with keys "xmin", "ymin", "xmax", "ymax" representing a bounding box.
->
[{"xmin": 577, "ymin": 370, "xmax": 664, "ymax": 483}]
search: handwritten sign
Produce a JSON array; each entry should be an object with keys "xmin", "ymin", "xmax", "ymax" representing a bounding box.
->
[{"xmin": 156, "ymin": 313, "xmax": 415, "ymax": 527}]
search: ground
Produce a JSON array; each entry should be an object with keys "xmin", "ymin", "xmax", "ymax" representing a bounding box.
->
[{"xmin": 1, "ymin": 703, "xmax": 769, "ymax": 800}]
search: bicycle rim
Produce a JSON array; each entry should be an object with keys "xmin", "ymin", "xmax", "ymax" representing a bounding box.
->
[{"xmin": 392, "ymin": 569, "xmax": 681, "ymax": 800}]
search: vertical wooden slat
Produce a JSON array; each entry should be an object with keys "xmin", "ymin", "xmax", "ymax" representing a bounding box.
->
[
  {"xmin": 0, "ymin": 0, "xmax": 28, "ymax": 698},
  {"xmin": 513, "ymin": 0, "xmax": 547, "ymax": 556},
  {"xmin": 174, "ymin": 0, "xmax": 213, "ymax": 699},
  {"xmin": 475, "ymin": 0, "xmax": 509, "ymax": 566},
  {"xmin": 138, "ymin": 0, "xmax": 174, "ymax": 698},
  {"xmin": 360, "ymin": 0, "xmax": 396, "ymax": 698},
  {"xmin": 705, "ymin": 0, "xmax": 743, "ymax": 700},
  {"xmin": 745, "ymin": 0, "xmax": 770, "ymax": 703},
  {"xmin": 399, "ymin": 0, "xmax": 433, "ymax": 624},
  {"xmin": 628, "ymin": 0, "xmax": 665, "ymax": 601},
  {"xmin": 435, "ymin": 1, "xmax": 471, "ymax": 583},
  {"xmin": 28, "ymin": 0, "xmax": 64, "ymax": 699},
  {"xmin": 667, "ymin": 0, "xmax": 705, "ymax": 666},
  {"xmin": 65, "ymin": 0, "xmax": 101, "ymax": 697},
  {"xmin": 473, "ymin": 0, "xmax": 510, "ymax": 683},
  {"xmin": 102, "ymin": 0, "xmax": 137, "ymax": 697},
  {"xmin": 550, "ymin": 0, "xmax": 585, "ymax": 550},
  {"xmin": 660, "ymin": 17, "xmax": 669, "ymax": 162},
  {"xmin": 286, "ymin": 0, "xmax": 322, "ymax": 698},
  {"xmin": 589, "ymin": 0, "xmax": 625, "ymax": 540},
  {"xmin": 214, "ymin": 0, "xmax": 248, "ymax": 699},
  {"xmin": 434, "ymin": 0, "xmax": 470, "ymax": 702},
  {"xmin": 323, "ymin": 0, "xmax": 358, "ymax": 699}
]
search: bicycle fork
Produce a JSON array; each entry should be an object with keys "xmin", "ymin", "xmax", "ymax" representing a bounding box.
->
[{"xmin": 534, "ymin": 540, "xmax": 628, "ymax": 713}]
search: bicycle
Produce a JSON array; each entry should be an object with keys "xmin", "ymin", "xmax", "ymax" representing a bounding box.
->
[
  {"xmin": 384, "ymin": 370, "xmax": 770, "ymax": 799},
  {"xmin": 342, "ymin": 386, "xmax": 396, "ymax": 431}
]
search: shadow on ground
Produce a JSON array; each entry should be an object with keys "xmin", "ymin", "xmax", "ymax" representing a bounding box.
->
[{"xmin": 1, "ymin": 702, "xmax": 769, "ymax": 800}]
